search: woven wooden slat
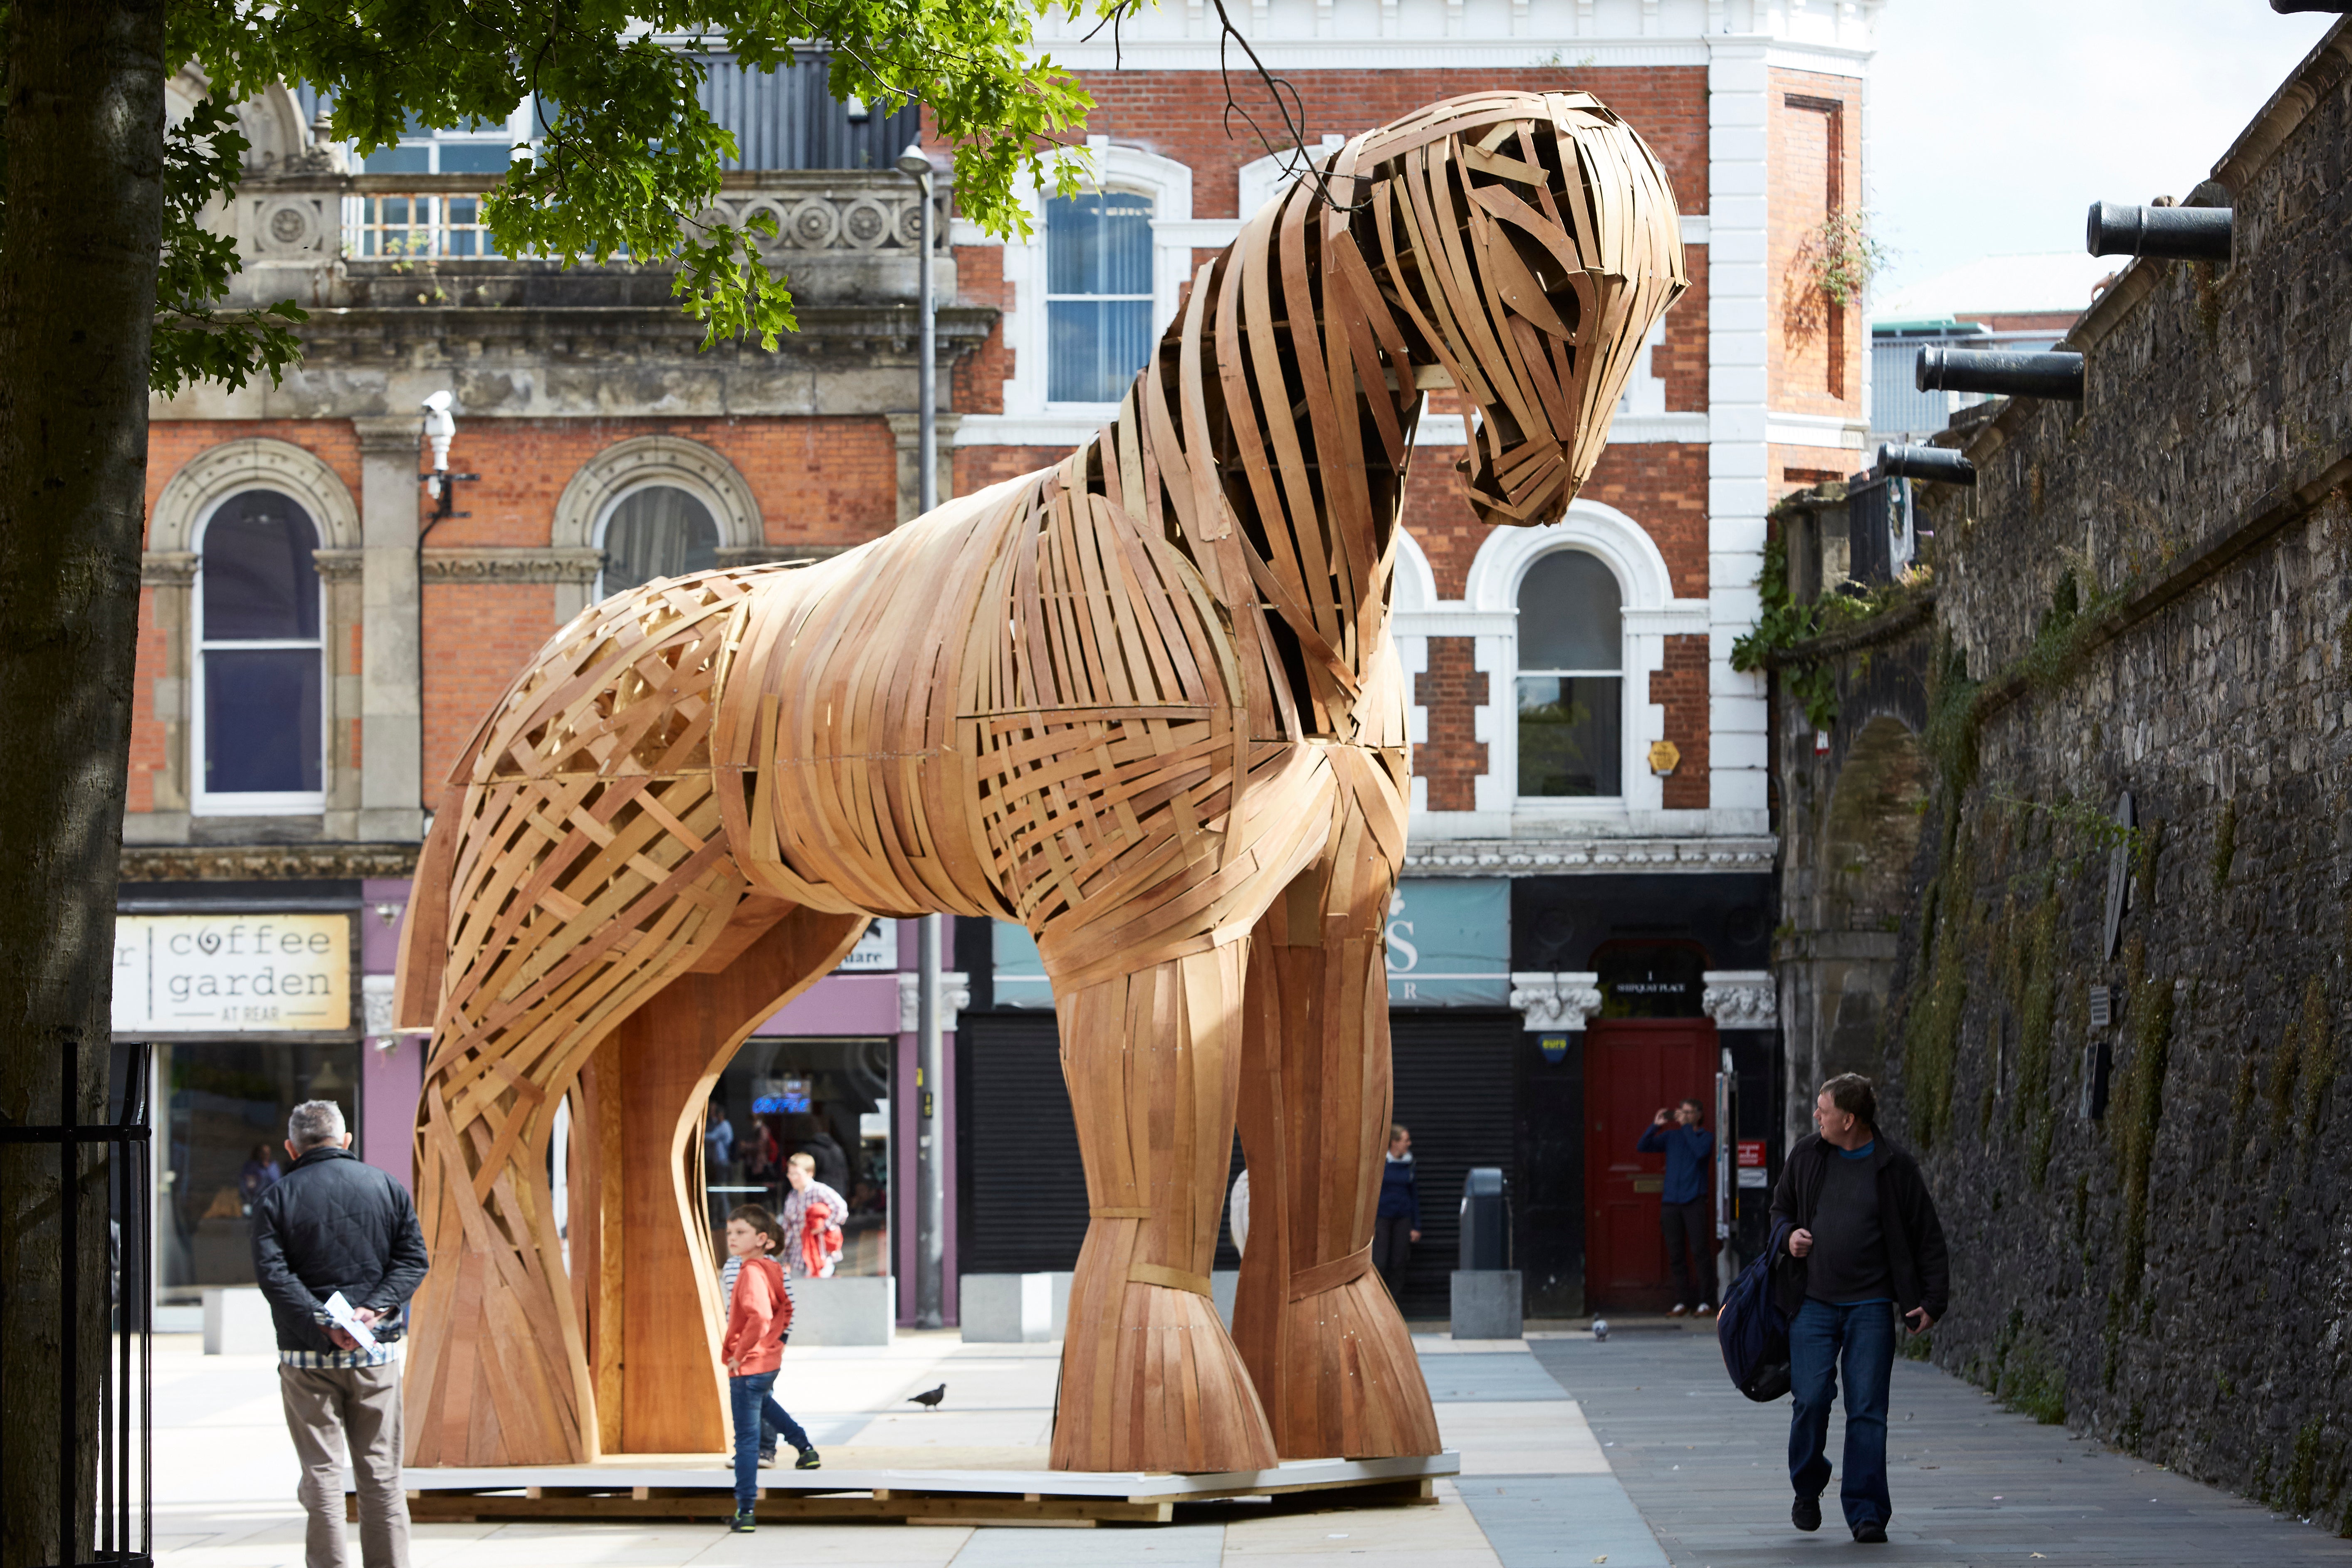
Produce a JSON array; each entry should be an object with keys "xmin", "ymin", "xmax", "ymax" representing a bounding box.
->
[{"xmin": 397, "ymin": 90, "xmax": 1684, "ymax": 1474}]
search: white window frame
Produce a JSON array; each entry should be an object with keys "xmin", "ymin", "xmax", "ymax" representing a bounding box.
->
[
  {"xmin": 591, "ymin": 481, "xmax": 726, "ymax": 602},
  {"xmin": 956, "ymin": 140, "xmax": 1196, "ymax": 447},
  {"xmin": 1042, "ymin": 186, "xmax": 1159, "ymax": 407},
  {"xmin": 1511, "ymin": 552, "xmax": 1628, "ymax": 805},
  {"xmin": 190, "ymin": 490, "xmax": 327, "ymax": 817},
  {"xmin": 1455, "ymin": 501, "xmax": 1710, "ymax": 830},
  {"xmin": 552, "ymin": 435, "xmax": 764, "ymax": 622},
  {"xmin": 349, "ymin": 101, "xmax": 536, "ymax": 175}
]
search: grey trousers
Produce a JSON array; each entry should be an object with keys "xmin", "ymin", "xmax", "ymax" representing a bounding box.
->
[{"xmin": 278, "ymin": 1360, "xmax": 410, "ymax": 1568}]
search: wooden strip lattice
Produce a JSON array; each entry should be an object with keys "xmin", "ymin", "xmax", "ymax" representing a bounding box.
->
[{"xmin": 396, "ymin": 90, "xmax": 1685, "ymax": 1474}]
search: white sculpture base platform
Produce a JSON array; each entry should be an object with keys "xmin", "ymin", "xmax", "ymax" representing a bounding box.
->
[{"xmin": 381, "ymin": 1449, "xmax": 1461, "ymax": 1525}]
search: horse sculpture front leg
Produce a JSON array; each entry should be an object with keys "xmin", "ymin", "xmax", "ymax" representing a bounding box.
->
[{"xmin": 1230, "ymin": 759, "xmax": 1440, "ymax": 1460}]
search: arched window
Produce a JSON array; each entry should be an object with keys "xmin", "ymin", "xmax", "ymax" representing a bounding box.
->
[
  {"xmin": 597, "ymin": 485, "xmax": 720, "ymax": 598},
  {"xmin": 1515, "ymin": 550, "xmax": 1623, "ymax": 798},
  {"xmin": 197, "ymin": 490, "xmax": 324, "ymax": 807},
  {"xmin": 1045, "ymin": 189, "xmax": 1156, "ymax": 404}
]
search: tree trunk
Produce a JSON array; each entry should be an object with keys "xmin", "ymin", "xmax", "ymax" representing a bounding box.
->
[{"xmin": 0, "ymin": 0, "xmax": 165, "ymax": 1560}]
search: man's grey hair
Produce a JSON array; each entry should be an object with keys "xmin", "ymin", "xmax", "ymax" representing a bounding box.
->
[{"xmin": 288, "ymin": 1099, "xmax": 348, "ymax": 1152}]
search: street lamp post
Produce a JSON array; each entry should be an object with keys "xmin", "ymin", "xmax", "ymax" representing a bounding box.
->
[{"xmin": 897, "ymin": 141, "xmax": 947, "ymax": 1332}]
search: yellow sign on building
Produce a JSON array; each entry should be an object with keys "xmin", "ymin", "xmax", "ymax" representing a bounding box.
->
[{"xmin": 112, "ymin": 914, "xmax": 352, "ymax": 1034}]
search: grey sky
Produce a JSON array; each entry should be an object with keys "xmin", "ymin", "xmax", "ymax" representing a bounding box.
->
[{"xmin": 1869, "ymin": 2, "xmax": 2335, "ymax": 296}]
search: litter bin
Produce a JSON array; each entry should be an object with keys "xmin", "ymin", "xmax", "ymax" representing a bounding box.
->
[
  {"xmin": 1452, "ymin": 1167, "xmax": 1520, "ymax": 1339},
  {"xmin": 1458, "ymin": 1166, "xmax": 1510, "ymax": 1271}
]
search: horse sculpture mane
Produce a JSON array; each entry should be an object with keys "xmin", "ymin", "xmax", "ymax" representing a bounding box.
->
[{"xmin": 395, "ymin": 90, "xmax": 1684, "ymax": 1474}]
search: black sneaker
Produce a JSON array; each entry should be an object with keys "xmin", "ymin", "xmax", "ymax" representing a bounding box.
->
[
  {"xmin": 729, "ymin": 1509, "xmax": 757, "ymax": 1533},
  {"xmin": 756, "ymin": 1448, "xmax": 778, "ymax": 1468},
  {"xmin": 1793, "ymin": 1493, "xmax": 1822, "ymax": 1532},
  {"xmin": 795, "ymin": 1447, "xmax": 823, "ymax": 1470},
  {"xmin": 1853, "ymin": 1520, "xmax": 1888, "ymax": 1543}
]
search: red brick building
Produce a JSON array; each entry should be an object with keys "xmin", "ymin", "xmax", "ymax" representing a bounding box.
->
[{"xmin": 129, "ymin": 0, "xmax": 1884, "ymax": 1330}]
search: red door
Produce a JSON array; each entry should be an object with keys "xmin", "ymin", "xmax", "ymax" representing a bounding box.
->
[{"xmin": 1584, "ymin": 1019, "xmax": 1719, "ymax": 1313}]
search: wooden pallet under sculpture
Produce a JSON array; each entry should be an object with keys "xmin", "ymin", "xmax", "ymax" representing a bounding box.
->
[{"xmin": 393, "ymin": 89, "xmax": 1685, "ymax": 1474}]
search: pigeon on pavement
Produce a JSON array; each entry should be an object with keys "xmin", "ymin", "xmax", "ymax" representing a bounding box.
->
[{"xmin": 908, "ymin": 1383, "xmax": 947, "ymax": 1411}]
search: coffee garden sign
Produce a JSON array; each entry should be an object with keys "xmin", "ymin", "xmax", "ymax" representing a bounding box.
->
[{"xmin": 112, "ymin": 914, "xmax": 352, "ymax": 1033}]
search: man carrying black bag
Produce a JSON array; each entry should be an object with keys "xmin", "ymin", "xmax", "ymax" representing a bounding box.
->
[{"xmin": 1769, "ymin": 1074, "xmax": 1948, "ymax": 1546}]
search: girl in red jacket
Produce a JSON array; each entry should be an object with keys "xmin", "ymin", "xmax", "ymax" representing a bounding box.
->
[{"xmin": 720, "ymin": 1204, "xmax": 819, "ymax": 1531}]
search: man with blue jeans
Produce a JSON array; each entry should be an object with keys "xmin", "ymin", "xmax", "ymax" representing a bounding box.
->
[{"xmin": 1771, "ymin": 1073, "xmax": 1949, "ymax": 1546}]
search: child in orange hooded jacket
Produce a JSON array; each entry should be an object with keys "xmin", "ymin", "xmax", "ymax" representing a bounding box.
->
[{"xmin": 720, "ymin": 1203, "xmax": 819, "ymax": 1531}]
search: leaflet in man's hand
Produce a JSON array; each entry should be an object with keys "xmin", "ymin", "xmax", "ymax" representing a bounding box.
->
[{"xmin": 324, "ymin": 1290, "xmax": 379, "ymax": 1351}]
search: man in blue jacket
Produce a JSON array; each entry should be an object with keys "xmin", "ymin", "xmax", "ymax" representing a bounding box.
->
[{"xmin": 1636, "ymin": 1099, "xmax": 1714, "ymax": 1315}]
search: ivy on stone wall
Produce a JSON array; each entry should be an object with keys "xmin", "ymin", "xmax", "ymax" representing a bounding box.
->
[{"xmin": 1733, "ymin": 531, "xmax": 1927, "ymax": 732}]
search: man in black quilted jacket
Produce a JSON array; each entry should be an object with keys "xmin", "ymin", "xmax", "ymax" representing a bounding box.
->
[
  {"xmin": 251, "ymin": 1099, "xmax": 429, "ymax": 1568},
  {"xmin": 1769, "ymin": 1073, "xmax": 1948, "ymax": 1547}
]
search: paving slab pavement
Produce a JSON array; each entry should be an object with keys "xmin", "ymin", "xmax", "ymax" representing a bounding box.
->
[
  {"xmin": 150, "ymin": 1331, "xmax": 1662, "ymax": 1566},
  {"xmin": 1532, "ymin": 1329, "xmax": 2352, "ymax": 1566}
]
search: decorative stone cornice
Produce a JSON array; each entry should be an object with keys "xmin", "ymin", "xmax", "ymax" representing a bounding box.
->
[
  {"xmin": 285, "ymin": 301, "xmax": 999, "ymax": 368},
  {"xmin": 312, "ymin": 548, "xmax": 365, "ymax": 582},
  {"xmin": 421, "ymin": 547, "xmax": 604, "ymax": 584},
  {"xmin": 715, "ymin": 544, "xmax": 858, "ymax": 568},
  {"xmin": 1700, "ymin": 970, "xmax": 1779, "ymax": 1030},
  {"xmin": 897, "ymin": 970, "xmax": 972, "ymax": 1035},
  {"xmin": 122, "ymin": 842, "xmax": 422, "ymax": 882},
  {"xmin": 699, "ymin": 177, "xmax": 949, "ymax": 258},
  {"xmin": 351, "ymin": 415, "xmax": 422, "ymax": 455},
  {"xmin": 141, "ymin": 551, "xmax": 198, "ymax": 588},
  {"xmin": 1508, "ymin": 971, "xmax": 1603, "ymax": 1033},
  {"xmin": 1403, "ymin": 836, "xmax": 1779, "ymax": 875}
]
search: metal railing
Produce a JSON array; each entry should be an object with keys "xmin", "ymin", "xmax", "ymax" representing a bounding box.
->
[
  {"xmin": 1870, "ymin": 328, "xmax": 2065, "ymax": 442},
  {"xmin": 0, "ymin": 1041, "xmax": 153, "ymax": 1566}
]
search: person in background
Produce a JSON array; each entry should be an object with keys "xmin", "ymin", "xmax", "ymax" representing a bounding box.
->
[
  {"xmin": 1373, "ymin": 1124, "xmax": 1421, "ymax": 1301},
  {"xmin": 251, "ymin": 1100, "xmax": 428, "ymax": 1568},
  {"xmin": 1638, "ymin": 1097, "xmax": 1715, "ymax": 1316},
  {"xmin": 720, "ymin": 1203, "xmax": 820, "ymax": 1534},
  {"xmin": 240, "ymin": 1142, "xmax": 284, "ymax": 1210},
  {"xmin": 703, "ymin": 1098, "xmax": 736, "ymax": 1176},
  {"xmin": 780, "ymin": 1152, "xmax": 847, "ymax": 1279},
  {"xmin": 786, "ymin": 1111, "xmax": 851, "ymax": 1195},
  {"xmin": 1771, "ymin": 1073, "xmax": 1950, "ymax": 1546}
]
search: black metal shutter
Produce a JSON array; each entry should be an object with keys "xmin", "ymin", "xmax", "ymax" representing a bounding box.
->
[
  {"xmin": 956, "ymin": 1014, "xmax": 1091, "ymax": 1275},
  {"xmin": 956, "ymin": 1012, "xmax": 1244, "ymax": 1279},
  {"xmin": 957, "ymin": 1010, "xmax": 1509, "ymax": 1308},
  {"xmin": 1388, "ymin": 1011, "xmax": 1519, "ymax": 1321}
]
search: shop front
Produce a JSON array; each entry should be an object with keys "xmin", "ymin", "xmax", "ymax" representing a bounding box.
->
[
  {"xmin": 113, "ymin": 886, "xmax": 366, "ymax": 1315},
  {"xmin": 696, "ymin": 916, "xmax": 965, "ymax": 1328},
  {"xmin": 1506, "ymin": 872, "xmax": 1780, "ymax": 1317}
]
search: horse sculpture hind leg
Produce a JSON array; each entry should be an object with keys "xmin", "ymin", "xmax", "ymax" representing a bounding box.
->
[{"xmin": 397, "ymin": 574, "xmax": 864, "ymax": 1465}]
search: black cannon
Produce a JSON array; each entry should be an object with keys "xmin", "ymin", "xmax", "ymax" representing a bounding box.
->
[
  {"xmin": 1915, "ymin": 346, "xmax": 2084, "ymax": 402},
  {"xmin": 1878, "ymin": 443, "xmax": 1976, "ymax": 487},
  {"xmin": 2086, "ymin": 200, "xmax": 2232, "ymax": 262}
]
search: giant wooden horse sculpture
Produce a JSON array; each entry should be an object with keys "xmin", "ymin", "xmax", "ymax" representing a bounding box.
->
[{"xmin": 394, "ymin": 90, "xmax": 1685, "ymax": 1473}]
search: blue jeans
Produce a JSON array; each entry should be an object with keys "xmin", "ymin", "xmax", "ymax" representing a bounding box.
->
[
  {"xmin": 729, "ymin": 1370, "xmax": 812, "ymax": 1509},
  {"xmin": 1788, "ymin": 1298, "xmax": 1897, "ymax": 1530}
]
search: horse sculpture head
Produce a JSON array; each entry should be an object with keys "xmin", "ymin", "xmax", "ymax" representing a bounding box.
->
[{"xmin": 1332, "ymin": 91, "xmax": 1688, "ymax": 528}]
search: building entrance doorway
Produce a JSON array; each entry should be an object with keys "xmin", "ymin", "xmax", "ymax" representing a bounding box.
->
[{"xmin": 1583, "ymin": 1017, "xmax": 1719, "ymax": 1312}]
